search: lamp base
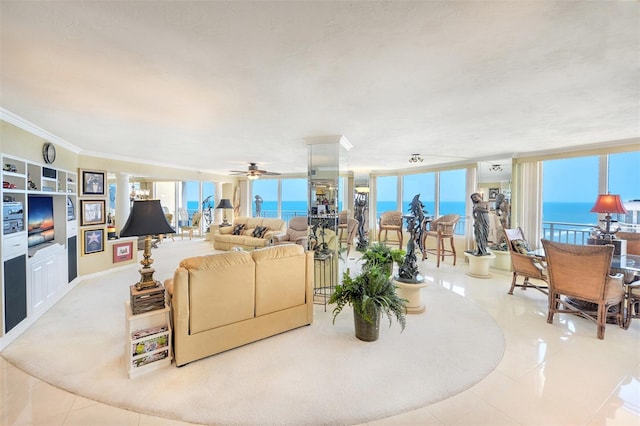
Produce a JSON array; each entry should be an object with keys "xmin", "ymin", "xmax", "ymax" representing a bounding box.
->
[{"xmin": 135, "ymin": 266, "xmax": 160, "ymax": 291}]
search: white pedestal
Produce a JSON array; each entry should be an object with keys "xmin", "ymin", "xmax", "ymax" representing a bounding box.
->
[
  {"xmin": 490, "ymin": 249, "xmax": 511, "ymax": 271},
  {"xmin": 394, "ymin": 279, "xmax": 429, "ymax": 314},
  {"xmin": 465, "ymin": 252, "xmax": 496, "ymax": 278}
]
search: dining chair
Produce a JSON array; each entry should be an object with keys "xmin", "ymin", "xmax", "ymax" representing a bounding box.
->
[
  {"xmin": 421, "ymin": 214, "xmax": 459, "ymax": 266},
  {"xmin": 615, "ymin": 231, "xmax": 640, "ymax": 329},
  {"xmin": 503, "ymin": 227, "xmax": 548, "ymax": 295},
  {"xmin": 378, "ymin": 211, "xmax": 404, "ymax": 248},
  {"xmin": 541, "ymin": 239, "xmax": 624, "ymax": 340},
  {"xmin": 181, "ymin": 212, "xmax": 202, "ymax": 240}
]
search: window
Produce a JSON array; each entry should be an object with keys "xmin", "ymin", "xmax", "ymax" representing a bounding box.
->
[
  {"xmin": 375, "ymin": 176, "xmax": 398, "ymax": 221},
  {"xmin": 608, "ymin": 151, "xmax": 640, "ymax": 225},
  {"xmin": 403, "ymin": 172, "xmax": 435, "ymax": 216},
  {"xmin": 281, "ymin": 178, "xmax": 308, "ymax": 222},
  {"xmin": 252, "ymin": 179, "xmax": 278, "ymax": 218},
  {"xmin": 438, "ymin": 169, "xmax": 466, "ymax": 234}
]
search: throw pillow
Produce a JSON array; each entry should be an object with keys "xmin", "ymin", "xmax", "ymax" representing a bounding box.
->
[
  {"xmin": 251, "ymin": 226, "xmax": 269, "ymax": 238},
  {"xmin": 511, "ymin": 239, "xmax": 532, "ymax": 255},
  {"xmin": 232, "ymin": 224, "xmax": 245, "ymax": 235}
]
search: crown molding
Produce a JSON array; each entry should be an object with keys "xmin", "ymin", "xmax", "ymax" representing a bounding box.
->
[{"xmin": 0, "ymin": 108, "xmax": 82, "ymax": 154}]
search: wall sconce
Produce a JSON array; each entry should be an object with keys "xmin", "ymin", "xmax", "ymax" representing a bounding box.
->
[{"xmin": 409, "ymin": 154, "xmax": 423, "ymax": 163}]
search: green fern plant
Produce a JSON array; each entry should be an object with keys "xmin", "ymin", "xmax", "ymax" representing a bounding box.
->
[
  {"xmin": 360, "ymin": 242, "xmax": 405, "ymax": 277},
  {"xmin": 329, "ymin": 264, "xmax": 407, "ymax": 331}
]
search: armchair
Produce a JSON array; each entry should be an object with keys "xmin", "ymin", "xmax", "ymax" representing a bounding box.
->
[
  {"xmin": 504, "ymin": 227, "xmax": 548, "ymax": 295},
  {"xmin": 273, "ymin": 216, "xmax": 308, "ymax": 248},
  {"xmin": 615, "ymin": 232, "xmax": 640, "ymax": 329},
  {"xmin": 378, "ymin": 211, "xmax": 403, "ymax": 248},
  {"xmin": 541, "ymin": 239, "xmax": 624, "ymax": 340},
  {"xmin": 421, "ymin": 214, "xmax": 459, "ymax": 266},
  {"xmin": 342, "ymin": 217, "xmax": 359, "ymax": 257}
]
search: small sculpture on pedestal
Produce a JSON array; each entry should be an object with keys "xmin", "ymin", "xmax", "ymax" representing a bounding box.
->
[
  {"xmin": 467, "ymin": 192, "xmax": 491, "ymax": 256},
  {"xmin": 355, "ymin": 191, "xmax": 369, "ymax": 251},
  {"xmin": 397, "ymin": 194, "xmax": 425, "ymax": 284}
]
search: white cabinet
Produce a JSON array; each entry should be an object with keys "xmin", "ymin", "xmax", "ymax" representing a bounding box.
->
[
  {"xmin": 124, "ymin": 301, "xmax": 172, "ymax": 378},
  {"xmin": 28, "ymin": 243, "xmax": 65, "ymax": 317}
]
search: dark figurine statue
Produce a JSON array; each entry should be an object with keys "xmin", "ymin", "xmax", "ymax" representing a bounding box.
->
[
  {"xmin": 397, "ymin": 194, "xmax": 425, "ymax": 283},
  {"xmin": 468, "ymin": 192, "xmax": 490, "ymax": 256}
]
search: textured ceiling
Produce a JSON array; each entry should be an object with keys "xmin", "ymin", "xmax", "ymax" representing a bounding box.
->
[{"xmin": 1, "ymin": 1, "xmax": 638, "ymax": 177}]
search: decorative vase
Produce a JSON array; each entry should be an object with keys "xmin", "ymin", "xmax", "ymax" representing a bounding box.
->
[{"xmin": 353, "ymin": 310, "xmax": 380, "ymax": 342}]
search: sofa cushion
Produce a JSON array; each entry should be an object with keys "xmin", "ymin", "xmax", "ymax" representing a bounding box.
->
[
  {"xmin": 232, "ymin": 224, "xmax": 245, "ymax": 235},
  {"xmin": 180, "ymin": 251, "xmax": 256, "ymax": 334},
  {"xmin": 252, "ymin": 245, "xmax": 307, "ymax": 316},
  {"xmin": 247, "ymin": 217, "xmax": 263, "ymax": 229},
  {"xmin": 262, "ymin": 218, "xmax": 284, "ymax": 231}
]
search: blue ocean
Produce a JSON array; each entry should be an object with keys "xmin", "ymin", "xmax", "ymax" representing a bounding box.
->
[{"xmin": 253, "ymin": 200, "xmax": 601, "ymax": 226}]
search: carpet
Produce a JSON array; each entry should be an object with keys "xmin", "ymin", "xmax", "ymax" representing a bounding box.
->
[{"xmin": 1, "ymin": 240, "xmax": 505, "ymax": 425}]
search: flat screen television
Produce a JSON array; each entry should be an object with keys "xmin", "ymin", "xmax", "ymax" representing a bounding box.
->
[{"xmin": 28, "ymin": 195, "xmax": 55, "ymax": 248}]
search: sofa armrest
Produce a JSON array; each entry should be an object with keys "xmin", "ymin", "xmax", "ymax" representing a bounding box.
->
[
  {"xmin": 273, "ymin": 234, "xmax": 288, "ymax": 243},
  {"xmin": 219, "ymin": 226, "xmax": 233, "ymax": 235}
]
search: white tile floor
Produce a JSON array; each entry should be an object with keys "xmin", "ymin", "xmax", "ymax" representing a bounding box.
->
[{"xmin": 1, "ymin": 246, "xmax": 639, "ymax": 425}]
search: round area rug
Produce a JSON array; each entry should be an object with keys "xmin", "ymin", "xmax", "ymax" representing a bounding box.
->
[{"xmin": 2, "ymin": 267, "xmax": 504, "ymax": 425}]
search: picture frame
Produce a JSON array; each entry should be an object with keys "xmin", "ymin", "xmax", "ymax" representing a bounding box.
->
[
  {"xmin": 113, "ymin": 241, "xmax": 134, "ymax": 263},
  {"xmin": 83, "ymin": 228, "xmax": 104, "ymax": 255},
  {"xmin": 488, "ymin": 188, "xmax": 500, "ymax": 201},
  {"xmin": 80, "ymin": 199, "xmax": 106, "ymax": 226},
  {"xmin": 81, "ymin": 169, "xmax": 106, "ymax": 196}
]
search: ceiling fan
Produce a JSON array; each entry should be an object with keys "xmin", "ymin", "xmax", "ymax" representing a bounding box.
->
[{"xmin": 229, "ymin": 162, "xmax": 281, "ymax": 180}]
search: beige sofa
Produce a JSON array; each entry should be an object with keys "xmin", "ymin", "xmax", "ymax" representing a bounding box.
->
[
  {"xmin": 213, "ymin": 216, "xmax": 286, "ymax": 250},
  {"xmin": 165, "ymin": 244, "xmax": 314, "ymax": 366}
]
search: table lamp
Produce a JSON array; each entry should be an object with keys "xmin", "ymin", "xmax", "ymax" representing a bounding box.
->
[
  {"xmin": 590, "ymin": 194, "xmax": 627, "ymax": 240},
  {"xmin": 120, "ymin": 200, "xmax": 175, "ymax": 290},
  {"xmin": 216, "ymin": 198, "xmax": 233, "ymax": 226}
]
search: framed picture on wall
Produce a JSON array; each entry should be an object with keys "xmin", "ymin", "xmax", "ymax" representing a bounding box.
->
[
  {"xmin": 488, "ymin": 188, "xmax": 500, "ymax": 201},
  {"xmin": 83, "ymin": 228, "xmax": 104, "ymax": 255},
  {"xmin": 80, "ymin": 200, "xmax": 106, "ymax": 226},
  {"xmin": 113, "ymin": 241, "xmax": 134, "ymax": 263},
  {"xmin": 81, "ymin": 169, "xmax": 106, "ymax": 196}
]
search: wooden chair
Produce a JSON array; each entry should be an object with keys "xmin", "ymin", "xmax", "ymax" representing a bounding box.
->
[
  {"xmin": 615, "ymin": 232, "xmax": 640, "ymax": 329},
  {"xmin": 181, "ymin": 212, "xmax": 202, "ymax": 240},
  {"xmin": 378, "ymin": 211, "xmax": 403, "ymax": 248},
  {"xmin": 541, "ymin": 239, "xmax": 624, "ymax": 340},
  {"xmin": 504, "ymin": 227, "xmax": 548, "ymax": 295},
  {"xmin": 421, "ymin": 214, "xmax": 459, "ymax": 267}
]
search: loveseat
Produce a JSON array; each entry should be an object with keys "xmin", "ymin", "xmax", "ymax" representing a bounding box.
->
[
  {"xmin": 165, "ymin": 244, "xmax": 314, "ymax": 366},
  {"xmin": 213, "ymin": 216, "xmax": 286, "ymax": 251}
]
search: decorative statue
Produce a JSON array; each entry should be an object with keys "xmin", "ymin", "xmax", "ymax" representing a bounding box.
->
[
  {"xmin": 254, "ymin": 195, "xmax": 263, "ymax": 216},
  {"xmin": 355, "ymin": 191, "xmax": 369, "ymax": 251},
  {"xmin": 493, "ymin": 193, "xmax": 511, "ymax": 250},
  {"xmin": 469, "ymin": 192, "xmax": 490, "ymax": 256},
  {"xmin": 397, "ymin": 194, "xmax": 425, "ymax": 283}
]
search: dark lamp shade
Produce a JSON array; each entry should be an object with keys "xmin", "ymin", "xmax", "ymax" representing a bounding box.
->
[
  {"xmin": 120, "ymin": 200, "xmax": 175, "ymax": 237},
  {"xmin": 216, "ymin": 198, "xmax": 233, "ymax": 209},
  {"xmin": 589, "ymin": 194, "xmax": 627, "ymax": 214}
]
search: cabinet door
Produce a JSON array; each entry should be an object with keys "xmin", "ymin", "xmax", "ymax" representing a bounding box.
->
[{"xmin": 4, "ymin": 255, "xmax": 27, "ymax": 333}]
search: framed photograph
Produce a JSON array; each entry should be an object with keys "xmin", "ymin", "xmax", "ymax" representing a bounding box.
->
[
  {"xmin": 488, "ymin": 188, "xmax": 500, "ymax": 201},
  {"xmin": 80, "ymin": 200, "xmax": 106, "ymax": 226},
  {"xmin": 83, "ymin": 228, "xmax": 104, "ymax": 255},
  {"xmin": 81, "ymin": 169, "xmax": 106, "ymax": 196},
  {"xmin": 113, "ymin": 241, "xmax": 134, "ymax": 263}
]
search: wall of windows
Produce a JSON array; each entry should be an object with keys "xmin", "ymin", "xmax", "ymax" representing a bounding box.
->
[
  {"xmin": 438, "ymin": 169, "xmax": 467, "ymax": 234},
  {"xmin": 402, "ymin": 172, "xmax": 435, "ymax": 216},
  {"xmin": 375, "ymin": 176, "xmax": 398, "ymax": 221}
]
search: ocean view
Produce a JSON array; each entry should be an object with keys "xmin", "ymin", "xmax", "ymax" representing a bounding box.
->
[{"xmin": 247, "ymin": 200, "xmax": 603, "ymax": 226}]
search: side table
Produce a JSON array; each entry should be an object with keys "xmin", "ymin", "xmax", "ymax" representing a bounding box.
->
[
  {"xmin": 313, "ymin": 251, "xmax": 335, "ymax": 311},
  {"xmin": 124, "ymin": 301, "xmax": 172, "ymax": 378}
]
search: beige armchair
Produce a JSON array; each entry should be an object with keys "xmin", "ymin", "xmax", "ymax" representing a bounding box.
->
[
  {"xmin": 273, "ymin": 216, "xmax": 308, "ymax": 248},
  {"xmin": 541, "ymin": 239, "xmax": 624, "ymax": 340},
  {"xmin": 504, "ymin": 227, "xmax": 548, "ymax": 295},
  {"xmin": 421, "ymin": 214, "xmax": 459, "ymax": 266},
  {"xmin": 378, "ymin": 211, "xmax": 403, "ymax": 248},
  {"xmin": 616, "ymin": 232, "xmax": 640, "ymax": 329}
]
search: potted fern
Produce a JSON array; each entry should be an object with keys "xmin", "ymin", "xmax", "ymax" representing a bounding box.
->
[
  {"xmin": 329, "ymin": 262, "xmax": 407, "ymax": 342},
  {"xmin": 360, "ymin": 242, "xmax": 405, "ymax": 277}
]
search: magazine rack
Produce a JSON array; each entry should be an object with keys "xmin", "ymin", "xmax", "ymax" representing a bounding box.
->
[{"xmin": 124, "ymin": 301, "xmax": 172, "ymax": 378}]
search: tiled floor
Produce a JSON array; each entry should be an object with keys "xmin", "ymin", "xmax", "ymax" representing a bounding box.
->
[{"xmin": 1, "ymin": 243, "xmax": 639, "ymax": 425}]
